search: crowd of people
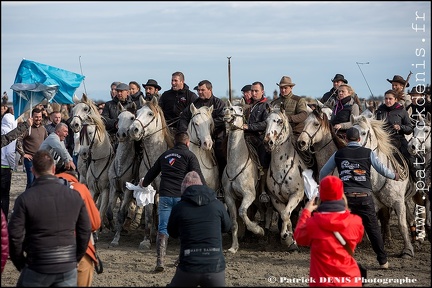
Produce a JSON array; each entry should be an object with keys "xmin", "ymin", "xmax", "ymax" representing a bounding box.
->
[{"xmin": 1, "ymin": 71, "xmax": 431, "ymax": 286}]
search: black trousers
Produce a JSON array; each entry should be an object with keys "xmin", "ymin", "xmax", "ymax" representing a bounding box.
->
[
  {"xmin": 347, "ymin": 195, "xmax": 388, "ymax": 265},
  {"xmin": 1, "ymin": 167, "xmax": 12, "ymax": 217}
]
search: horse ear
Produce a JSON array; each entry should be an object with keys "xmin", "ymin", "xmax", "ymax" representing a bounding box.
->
[
  {"xmin": 239, "ymin": 98, "xmax": 245, "ymax": 106},
  {"xmin": 316, "ymin": 100, "xmax": 324, "ymax": 108},
  {"xmin": 208, "ymin": 105, "xmax": 214, "ymax": 114},
  {"xmin": 118, "ymin": 102, "xmax": 125, "ymax": 112},
  {"xmin": 350, "ymin": 114, "xmax": 355, "ymax": 124},
  {"xmin": 190, "ymin": 103, "xmax": 197, "ymax": 114},
  {"xmin": 139, "ymin": 95, "xmax": 146, "ymax": 107},
  {"xmin": 150, "ymin": 96, "xmax": 158, "ymax": 107},
  {"xmin": 82, "ymin": 93, "xmax": 88, "ymax": 103},
  {"xmin": 73, "ymin": 94, "xmax": 81, "ymax": 104},
  {"xmin": 427, "ymin": 112, "xmax": 431, "ymax": 124}
]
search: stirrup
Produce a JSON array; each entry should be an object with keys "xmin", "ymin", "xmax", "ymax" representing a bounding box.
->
[{"xmin": 259, "ymin": 192, "xmax": 270, "ymax": 203}]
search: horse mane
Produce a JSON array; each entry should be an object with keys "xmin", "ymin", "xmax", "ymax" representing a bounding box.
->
[
  {"xmin": 312, "ymin": 108, "xmax": 346, "ymax": 149},
  {"xmin": 147, "ymin": 100, "xmax": 174, "ymax": 148},
  {"xmin": 353, "ymin": 115, "xmax": 394, "ymax": 156}
]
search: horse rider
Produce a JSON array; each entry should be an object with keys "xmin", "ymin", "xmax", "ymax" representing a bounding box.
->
[
  {"xmin": 320, "ymin": 73, "xmax": 348, "ymax": 108},
  {"xmin": 177, "ymin": 80, "xmax": 227, "ymax": 195},
  {"xmin": 158, "ymin": 71, "xmax": 198, "ymax": 134},
  {"xmin": 387, "ymin": 75, "xmax": 411, "ymax": 108},
  {"xmin": 101, "ymin": 82, "xmax": 134, "ymax": 150},
  {"xmin": 375, "ymin": 89, "xmax": 415, "ymax": 181},
  {"xmin": 329, "ymin": 84, "xmax": 361, "ymax": 141},
  {"xmin": 243, "ymin": 81, "xmax": 271, "ymax": 202},
  {"xmin": 142, "ymin": 79, "xmax": 162, "ymax": 102},
  {"xmin": 270, "ymin": 76, "xmax": 308, "ymax": 144},
  {"xmin": 319, "ymin": 127, "xmax": 399, "ymax": 270}
]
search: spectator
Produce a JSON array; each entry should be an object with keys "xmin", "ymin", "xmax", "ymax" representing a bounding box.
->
[
  {"xmin": 406, "ymin": 85, "xmax": 431, "ymax": 122},
  {"xmin": 319, "ymin": 127, "xmax": 399, "ymax": 269},
  {"xmin": 56, "ymin": 170, "xmax": 101, "ymax": 287},
  {"xmin": 1, "ymin": 108, "xmax": 17, "ymax": 216},
  {"xmin": 139, "ymin": 132, "xmax": 205, "ymax": 272},
  {"xmin": 110, "ymin": 81, "xmax": 121, "ymax": 100},
  {"xmin": 16, "ymin": 107, "xmax": 48, "ymax": 188},
  {"xmin": 241, "ymin": 84, "xmax": 252, "ymax": 105},
  {"xmin": 129, "ymin": 81, "xmax": 145, "ymax": 109},
  {"xmin": 167, "ymin": 171, "xmax": 231, "ymax": 287},
  {"xmin": 158, "ymin": 71, "xmax": 198, "ymax": 133},
  {"xmin": 387, "ymin": 75, "xmax": 411, "ymax": 108},
  {"xmin": 1, "ymin": 210, "xmax": 8, "ymax": 274},
  {"xmin": 39, "ymin": 122, "xmax": 76, "ymax": 173},
  {"xmin": 294, "ymin": 175, "xmax": 364, "ymax": 287},
  {"xmin": 8, "ymin": 150, "xmax": 91, "ymax": 287}
]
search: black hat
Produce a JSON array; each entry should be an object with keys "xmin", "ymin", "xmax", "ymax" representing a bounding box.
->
[
  {"xmin": 241, "ymin": 84, "xmax": 252, "ymax": 92},
  {"xmin": 115, "ymin": 83, "xmax": 129, "ymax": 91},
  {"xmin": 346, "ymin": 127, "xmax": 360, "ymax": 141},
  {"xmin": 142, "ymin": 79, "xmax": 162, "ymax": 91},
  {"xmin": 387, "ymin": 75, "xmax": 410, "ymax": 88},
  {"xmin": 193, "ymin": 86, "xmax": 198, "ymax": 90},
  {"xmin": 331, "ymin": 74, "xmax": 348, "ymax": 84}
]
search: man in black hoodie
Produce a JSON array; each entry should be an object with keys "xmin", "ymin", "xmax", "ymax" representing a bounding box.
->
[
  {"xmin": 158, "ymin": 71, "xmax": 198, "ymax": 134},
  {"xmin": 167, "ymin": 171, "xmax": 231, "ymax": 287}
]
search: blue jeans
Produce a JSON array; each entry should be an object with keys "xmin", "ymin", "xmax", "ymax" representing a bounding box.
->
[
  {"xmin": 17, "ymin": 266, "xmax": 77, "ymax": 287},
  {"xmin": 24, "ymin": 158, "xmax": 35, "ymax": 189},
  {"xmin": 158, "ymin": 196, "xmax": 181, "ymax": 236}
]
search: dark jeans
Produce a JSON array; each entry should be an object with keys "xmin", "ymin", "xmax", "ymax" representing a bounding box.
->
[
  {"xmin": 1, "ymin": 167, "xmax": 12, "ymax": 217},
  {"xmin": 17, "ymin": 266, "xmax": 77, "ymax": 287},
  {"xmin": 24, "ymin": 158, "xmax": 35, "ymax": 189},
  {"xmin": 347, "ymin": 195, "xmax": 387, "ymax": 265},
  {"xmin": 167, "ymin": 267, "xmax": 225, "ymax": 287}
]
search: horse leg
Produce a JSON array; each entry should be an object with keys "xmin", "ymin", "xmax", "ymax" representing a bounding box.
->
[
  {"xmin": 139, "ymin": 204, "xmax": 152, "ymax": 250},
  {"xmin": 238, "ymin": 193, "xmax": 264, "ymax": 237},
  {"xmin": 278, "ymin": 200, "xmax": 299, "ymax": 252},
  {"xmin": 393, "ymin": 199, "xmax": 415, "ymax": 258},
  {"xmin": 109, "ymin": 186, "xmax": 123, "ymax": 246},
  {"xmin": 225, "ymin": 196, "xmax": 240, "ymax": 254}
]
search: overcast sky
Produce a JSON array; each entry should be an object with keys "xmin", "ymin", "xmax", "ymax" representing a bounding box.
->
[{"xmin": 1, "ymin": 1, "xmax": 431, "ymax": 104}]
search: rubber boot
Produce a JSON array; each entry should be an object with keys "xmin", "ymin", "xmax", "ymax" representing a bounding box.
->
[
  {"xmin": 155, "ymin": 232, "xmax": 168, "ymax": 272},
  {"xmin": 259, "ymin": 168, "xmax": 270, "ymax": 203}
]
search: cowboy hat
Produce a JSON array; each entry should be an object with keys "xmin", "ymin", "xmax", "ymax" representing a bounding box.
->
[
  {"xmin": 331, "ymin": 74, "xmax": 348, "ymax": 84},
  {"xmin": 387, "ymin": 75, "xmax": 410, "ymax": 87},
  {"xmin": 277, "ymin": 76, "xmax": 295, "ymax": 87},
  {"xmin": 142, "ymin": 79, "xmax": 162, "ymax": 91}
]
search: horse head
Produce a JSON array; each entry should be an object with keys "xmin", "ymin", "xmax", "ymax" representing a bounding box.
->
[
  {"xmin": 117, "ymin": 102, "xmax": 136, "ymax": 142},
  {"xmin": 297, "ymin": 108, "xmax": 331, "ymax": 151},
  {"xmin": 70, "ymin": 94, "xmax": 99, "ymax": 133},
  {"xmin": 264, "ymin": 106, "xmax": 291, "ymax": 151},
  {"xmin": 188, "ymin": 104, "xmax": 214, "ymax": 151},
  {"xmin": 223, "ymin": 99, "xmax": 245, "ymax": 130},
  {"xmin": 129, "ymin": 97, "xmax": 160, "ymax": 141},
  {"xmin": 408, "ymin": 112, "xmax": 431, "ymax": 156}
]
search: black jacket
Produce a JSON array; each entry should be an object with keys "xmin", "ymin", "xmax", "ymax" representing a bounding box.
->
[
  {"xmin": 8, "ymin": 175, "xmax": 91, "ymax": 274},
  {"xmin": 245, "ymin": 97, "xmax": 270, "ymax": 140},
  {"xmin": 167, "ymin": 184, "xmax": 232, "ymax": 273},
  {"xmin": 375, "ymin": 102, "xmax": 413, "ymax": 140},
  {"xmin": 101, "ymin": 96, "xmax": 134, "ymax": 134},
  {"xmin": 158, "ymin": 84, "xmax": 198, "ymax": 126},
  {"xmin": 177, "ymin": 95, "xmax": 226, "ymax": 140},
  {"xmin": 142, "ymin": 143, "xmax": 205, "ymax": 197}
]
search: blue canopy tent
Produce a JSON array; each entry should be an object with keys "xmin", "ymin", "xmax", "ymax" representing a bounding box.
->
[{"xmin": 11, "ymin": 59, "xmax": 85, "ymax": 119}]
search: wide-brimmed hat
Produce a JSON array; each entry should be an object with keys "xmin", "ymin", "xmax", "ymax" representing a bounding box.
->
[
  {"xmin": 331, "ymin": 74, "xmax": 348, "ymax": 84},
  {"xmin": 142, "ymin": 79, "xmax": 161, "ymax": 91},
  {"xmin": 387, "ymin": 75, "xmax": 410, "ymax": 87},
  {"xmin": 277, "ymin": 76, "xmax": 295, "ymax": 87},
  {"xmin": 241, "ymin": 84, "xmax": 252, "ymax": 92},
  {"xmin": 116, "ymin": 83, "xmax": 129, "ymax": 91},
  {"xmin": 408, "ymin": 86, "xmax": 423, "ymax": 96}
]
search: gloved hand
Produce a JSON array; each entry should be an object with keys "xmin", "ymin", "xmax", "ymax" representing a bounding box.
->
[{"xmin": 394, "ymin": 172, "xmax": 400, "ymax": 181}]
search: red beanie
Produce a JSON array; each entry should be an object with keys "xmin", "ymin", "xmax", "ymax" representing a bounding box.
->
[{"xmin": 319, "ymin": 176, "xmax": 344, "ymax": 201}]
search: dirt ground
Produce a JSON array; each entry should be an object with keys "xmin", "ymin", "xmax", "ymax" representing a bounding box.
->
[{"xmin": 2, "ymin": 169, "xmax": 431, "ymax": 287}]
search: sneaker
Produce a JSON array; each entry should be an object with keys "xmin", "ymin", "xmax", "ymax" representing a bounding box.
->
[{"xmin": 380, "ymin": 261, "xmax": 389, "ymax": 269}]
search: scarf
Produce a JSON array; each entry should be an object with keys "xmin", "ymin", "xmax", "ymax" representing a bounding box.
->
[{"xmin": 317, "ymin": 199, "xmax": 346, "ymax": 212}]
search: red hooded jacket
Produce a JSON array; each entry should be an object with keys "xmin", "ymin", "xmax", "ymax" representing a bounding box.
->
[{"xmin": 294, "ymin": 209, "xmax": 364, "ymax": 287}]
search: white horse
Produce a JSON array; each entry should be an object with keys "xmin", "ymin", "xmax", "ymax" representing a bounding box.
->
[
  {"xmin": 129, "ymin": 96, "xmax": 174, "ymax": 249},
  {"xmin": 263, "ymin": 105, "xmax": 308, "ymax": 251},
  {"xmin": 351, "ymin": 114, "xmax": 414, "ymax": 258},
  {"xmin": 109, "ymin": 103, "xmax": 142, "ymax": 247},
  {"xmin": 222, "ymin": 99, "xmax": 267, "ymax": 254},
  {"xmin": 187, "ymin": 104, "xmax": 220, "ymax": 191},
  {"xmin": 407, "ymin": 112, "xmax": 431, "ymax": 242}
]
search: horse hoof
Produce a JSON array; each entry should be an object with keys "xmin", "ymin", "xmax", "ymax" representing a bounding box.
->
[
  {"xmin": 287, "ymin": 243, "xmax": 299, "ymax": 252},
  {"xmin": 110, "ymin": 241, "xmax": 119, "ymax": 247},
  {"xmin": 399, "ymin": 251, "xmax": 414, "ymax": 259},
  {"xmin": 139, "ymin": 240, "xmax": 151, "ymax": 250},
  {"xmin": 227, "ymin": 247, "xmax": 238, "ymax": 254}
]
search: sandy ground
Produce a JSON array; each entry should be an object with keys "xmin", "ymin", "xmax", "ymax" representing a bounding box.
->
[{"xmin": 2, "ymin": 169, "xmax": 431, "ymax": 287}]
